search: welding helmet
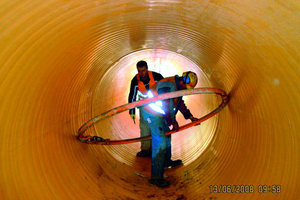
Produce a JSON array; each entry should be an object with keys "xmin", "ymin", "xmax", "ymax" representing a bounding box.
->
[{"xmin": 182, "ymin": 71, "xmax": 198, "ymax": 89}]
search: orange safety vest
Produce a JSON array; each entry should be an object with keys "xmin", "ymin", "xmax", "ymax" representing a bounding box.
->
[{"xmin": 136, "ymin": 71, "xmax": 156, "ymax": 95}]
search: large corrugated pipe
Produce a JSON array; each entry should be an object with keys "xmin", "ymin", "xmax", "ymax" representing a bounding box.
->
[{"xmin": 0, "ymin": 1, "xmax": 299, "ymax": 199}]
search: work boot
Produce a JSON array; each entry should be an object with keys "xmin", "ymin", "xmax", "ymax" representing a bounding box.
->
[
  {"xmin": 149, "ymin": 178, "xmax": 170, "ymax": 188},
  {"xmin": 164, "ymin": 159, "xmax": 183, "ymax": 169},
  {"xmin": 136, "ymin": 150, "xmax": 151, "ymax": 157}
]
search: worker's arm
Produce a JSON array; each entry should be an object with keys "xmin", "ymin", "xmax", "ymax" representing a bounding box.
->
[
  {"xmin": 177, "ymin": 99, "xmax": 200, "ymax": 123},
  {"xmin": 128, "ymin": 77, "xmax": 138, "ymax": 122},
  {"xmin": 177, "ymin": 98, "xmax": 192, "ymax": 119}
]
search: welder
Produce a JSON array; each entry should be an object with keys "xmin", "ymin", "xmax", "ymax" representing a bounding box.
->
[{"xmin": 141, "ymin": 71, "xmax": 199, "ymax": 188}]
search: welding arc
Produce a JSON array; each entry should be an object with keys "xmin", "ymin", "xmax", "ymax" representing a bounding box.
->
[{"xmin": 78, "ymin": 88, "xmax": 229, "ymax": 145}]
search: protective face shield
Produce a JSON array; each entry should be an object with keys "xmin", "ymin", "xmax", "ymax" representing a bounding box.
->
[{"xmin": 182, "ymin": 71, "xmax": 198, "ymax": 89}]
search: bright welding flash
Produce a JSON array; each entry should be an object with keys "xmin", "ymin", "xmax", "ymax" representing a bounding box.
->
[{"xmin": 147, "ymin": 91, "xmax": 166, "ymax": 115}]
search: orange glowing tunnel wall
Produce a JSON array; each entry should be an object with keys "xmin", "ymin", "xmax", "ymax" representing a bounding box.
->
[{"xmin": 0, "ymin": 0, "xmax": 299, "ymax": 199}]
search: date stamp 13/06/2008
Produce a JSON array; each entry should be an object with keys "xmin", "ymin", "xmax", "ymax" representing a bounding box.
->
[{"xmin": 209, "ymin": 185, "xmax": 281, "ymax": 194}]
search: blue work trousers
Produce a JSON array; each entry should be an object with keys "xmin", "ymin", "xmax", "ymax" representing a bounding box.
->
[{"xmin": 141, "ymin": 109, "xmax": 171, "ymax": 179}]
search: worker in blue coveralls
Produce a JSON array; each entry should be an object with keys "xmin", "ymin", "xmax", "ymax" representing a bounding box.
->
[{"xmin": 141, "ymin": 71, "xmax": 199, "ymax": 188}]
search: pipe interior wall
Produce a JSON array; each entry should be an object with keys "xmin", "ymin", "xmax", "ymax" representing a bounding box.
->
[{"xmin": 0, "ymin": 0, "xmax": 299, "ymax": 199}]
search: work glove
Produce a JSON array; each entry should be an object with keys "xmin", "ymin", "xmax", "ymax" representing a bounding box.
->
[{"xmin": 130, "ymin": 114, "xmax": 136, "ymax": 124}]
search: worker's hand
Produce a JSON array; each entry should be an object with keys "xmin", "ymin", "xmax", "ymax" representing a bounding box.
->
[
  {"xmin": 171, "ymin": 121, "xmax": 179, "ymax": 131},
  {"xmin": 189, "ymin": 116, "xmax": 201, "ymax": 125},
  {"xmin": 130, "ymin": 114, "xmax": 136, "ymax": 124},
  {"xmin": 189, "ymin": 116, "xmax": 199, "ymax": 122}
]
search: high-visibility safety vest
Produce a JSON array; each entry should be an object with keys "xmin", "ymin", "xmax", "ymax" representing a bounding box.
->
[
  {"xmin": 136, "ymin": 71, "xmax": 156, "ymax": 95},
  {"xmin": 144, "ymin": 76, "xmax": 179, "ymax": 117}
]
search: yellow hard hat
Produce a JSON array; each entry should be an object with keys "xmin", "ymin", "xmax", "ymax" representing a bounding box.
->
[{"xmin": 182, "ymin": 71, "xmax": 198, "ymax": 89}]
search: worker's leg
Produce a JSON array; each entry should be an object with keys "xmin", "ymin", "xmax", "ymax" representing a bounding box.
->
[
  {"xmin": 150, "ymin": 118, "xmax": 167, "ymax": 179},
  {"xmin": 163, "ymin": 121, "xmax": 171, "ymax": 162},
  {"xmin": 163, "ymin": 121, "xmax": 183, "ymax": 169},
  {"xmin": 136, "ymin": 108, "xmax": 152, "ymax": 157},
  {"xmin": 139, "ymin": 108, "xmax": 152, "ymax": 151},
  {"xmin": 141, "ymin": 110, "xmax": 167, "ymax": 179}
]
